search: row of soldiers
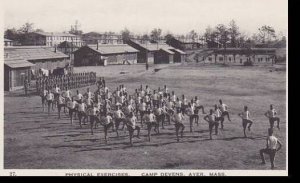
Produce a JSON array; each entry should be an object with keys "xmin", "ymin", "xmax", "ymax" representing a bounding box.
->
[{"xmin": 36, "ymin": 72, "xmax": 97, "ymax": 93}]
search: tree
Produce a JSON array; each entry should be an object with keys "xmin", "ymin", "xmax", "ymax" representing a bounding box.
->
[
  {"xmin": 4, "ymin": 28, "xmax": 19, "ymax": 41},
  {"xmin": 258, "ymin": 25, "xmax": 276, "ymax": 43},
  {"xmin": 164, "ymin": 33, "xmax": 174, "ymax": 42},
  {"xmin": 150, "ymin": 28, "xmax": 162, "ymax": 41},
  {"xmin": 204, "ymin": 26, "xmax": 213, "ymax": 41},
  {"xmin": 215, "ymin": 24, "xmax": 229, "ymax": 48},
  {"xmin": 18, "ymin": 22, "xmax": 35, "ymax": 34},
  {"xmin": 228, "ymin": 20, "xmax": 240, "ymax": 48},
  {"xmin": 35, "ymin": 28, "xmax": 44, "ymax": 33},
  {"xmin": 188, "ymin": 30, "xmax": 198, "ymax": 42},
  {"xmin": 142, "ymin": 34, "xmax": 149, "ymax": 40},
  {"xmin": 121, "ymin": 28, "xmax": 132, "ymax": 43},
  {"xmin": 69, "ymin": 20, "xmax": 83, "ymax": 35}
]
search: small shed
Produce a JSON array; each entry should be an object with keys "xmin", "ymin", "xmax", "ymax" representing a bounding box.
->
[
  {"xmin": 4, "ymin": 38, "xmax": 13, "ymax": 47},
  {"xmin": 4, "ymin": 56, "xmax": 35, "ymax": 91}
]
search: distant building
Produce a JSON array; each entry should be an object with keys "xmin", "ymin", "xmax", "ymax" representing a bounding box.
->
[
  {"xmin": 127, "ymin": 40, "xmax": 186, "ymax": 64},
  {"xmin": 4, "ymin": 46, "xmax": 70, "ymax": 77},
  {"xmin": 204, "ymin": 48, "xmax": 276, "ymax": 65},
  {"xmin": 4, "ymin": 38, "xmax": 13, "ymax": 47},
  {"xmin": 166, "ymin": 37, "xmax": 203, "ymax": 50},
  {"xmin": 73, "ymin": 44, "xmax": 139, "ymax": 66},
  {"xmin": 21, "ymin": 32, "xmax": 84, "ymax": 47},
  {"xmin": 81, "ymin": 32, "xmax": 123, "ymax": 45}
]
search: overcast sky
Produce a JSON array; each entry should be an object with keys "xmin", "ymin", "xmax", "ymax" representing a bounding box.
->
[{"xmin": 1, "ymin": 0, "xmax": 288, "ymax": 36}]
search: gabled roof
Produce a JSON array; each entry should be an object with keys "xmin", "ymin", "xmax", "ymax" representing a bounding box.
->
[
  {"xmin": 4, "ymin": 46, "xmax": 69, "ymax": 61},
  {"xmin": 4, "ymin": 57, "xmax": 35, "ymax": 68},
  {"xmin": 160, "ymin": 48, "xmax": 174, "ymax": 54},
  {"xmin": 130, "ymin": 40, "xmax": 175, "ymax": 52},
  {"xmin": 84, "ymin": 44, "xmax": 139, "ymax": 55},
  {"xmin": 35, "ymin": 32, "xmax": 77, "ymax": 37},
  {"xmin": 170, "ymin": 48, "xmax": 186, "ymax": 54}
]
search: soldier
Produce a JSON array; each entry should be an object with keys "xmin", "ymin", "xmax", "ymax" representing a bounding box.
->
[
  {"xmin": 67, "ymin": 97, "xmax": 78, "ymax": 125},
  {"xmin": 77, "ymin": 99, "xmax": 87, "ymax": 128},
  {"xmin": 126, "ymin": 112, "xmax": 141, "ymax": 146},
  {"xmin": 265, "ymin": 105, "xmax": 280, "ymax": 130},
  {"xmin": 238, "ymin": 106, "xmax": 254, "ymax": 138},
  {"xmin": 40, "ymin": 86, "xmax": 48, "ymax": 112},
  {"xmin": 57, "ymin": 93, "xmax": 66, "ymax": 119},
  {"xmin": 203, "ymin": 109, "xmax": 219, "ymax": 140},
  {"xmin": 219, "ymin": 99, "xmax": 231, "ymax": 122},
  {"xmin": 173, "ymin": 109, "xmax": 185, "ymax": 142},
  {"xmin": 214, "ymin": 104, "xmax": 224, "ymax": 129},
  {"xmin": 24, "ymin": 76, "xmax": 29, "ymax": 96},
  {"xmin": 46, "ymin": 89, "xmax": 54, "ymax": 115},
  {"xmin": 194, "ymin": 96, "xmax": 206, "ymax": 114},
  {"xmin": 259, "ymin": 128, "xmax": 282, "ymax": 169}
]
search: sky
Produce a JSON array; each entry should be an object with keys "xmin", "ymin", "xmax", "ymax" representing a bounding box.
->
[{"xmin": 1, "ymin": 0, "xmax": 288, "ymax": 36}]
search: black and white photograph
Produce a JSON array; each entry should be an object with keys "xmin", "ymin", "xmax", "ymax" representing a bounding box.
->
[{"xmin": 0, "ymin": 0, "xmax": 287, "ymax": 176}]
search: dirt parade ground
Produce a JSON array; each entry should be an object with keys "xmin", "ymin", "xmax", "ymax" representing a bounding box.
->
[{"xmin": 4, "ymin": 64, "xmax": 286, "ymax": 169}]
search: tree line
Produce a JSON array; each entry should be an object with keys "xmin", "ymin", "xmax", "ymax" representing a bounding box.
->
[{"xmin": 5, "ymin": 20, "xmax": 286, "ymax": 48}]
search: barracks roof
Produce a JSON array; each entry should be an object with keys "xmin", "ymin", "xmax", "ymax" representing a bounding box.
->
[
  {"xmin": 4, "ymin": 57, "xmax": 35, "ymax": 68},
  {"xmin": 170, "ymin": 48, "xmax": 187, "ymax": 54},
  {"xmin": 83, "ymin": 44, "xmax": 139, "ymax": 55},
  {"xmin": 130, "ymin": 40, "xmax": 175, "ymax": 52},
  {"xmin": 4, "ymin": 46, "xmax": 69, "ymax": 62},
  {"xmin": 160, "ymin": 48, "xmax": 174, "ymax": 54}
]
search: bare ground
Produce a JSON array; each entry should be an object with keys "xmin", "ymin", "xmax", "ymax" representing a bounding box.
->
[{"xmin": 4, "ymin": 63, "xmax": 286, "ymax": 169}]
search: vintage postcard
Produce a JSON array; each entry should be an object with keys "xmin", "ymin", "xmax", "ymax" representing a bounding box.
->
[{"xmin": 0, "ymin": 0, "xmax": 288, "ymax": 176}]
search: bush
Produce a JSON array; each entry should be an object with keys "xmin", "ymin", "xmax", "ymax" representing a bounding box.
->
[{"xmin": 243, "ymin": 60, "xmax": 253, "ymax": 66}]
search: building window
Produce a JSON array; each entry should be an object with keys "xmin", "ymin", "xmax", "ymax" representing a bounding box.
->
[
  {"xmin": 240, "ymin": 59, "xmax": 242, "ymax": 63},
  {"xmin": 219, "ymin": 57, "xmax": 223, "ymax": 61},
  {"xmin": 208, "ymin": 57, "xmax": 212, "ymax": 61},
  {"xmin": 229, "ymin": 57, "xmax": 231, "ymax": 61}
]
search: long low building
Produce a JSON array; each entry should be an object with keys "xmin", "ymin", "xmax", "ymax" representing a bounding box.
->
[
  {"xmin": 204, "ymin": 48, "xmax": 277, "ymax": 65},
  {"xmin": 4, "ymin": 46, "xmax": 70, "ymax": 76},
  {"xmin": 73, "ymin": 44, "xmax": 139, "ymax": 66},
  {"xmin": 127, "ymin": 40, "xmax": 186, "ymax": 64}
]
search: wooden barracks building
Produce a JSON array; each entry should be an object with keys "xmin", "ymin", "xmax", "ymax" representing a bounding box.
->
[
  {"xmin": 73, "ymin": 44, "xmax": 139, "ymax": 66},
  {"xmin": 4, "ymin": 46, "xmax": 70, "ymax": 91},
  {"xmin": 127, "ymin": 40, "xmax": 186, "ymax": 64},
  {"xmin": 204, "ymin": 48, "xmax": 277, "ymax": 65}
]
